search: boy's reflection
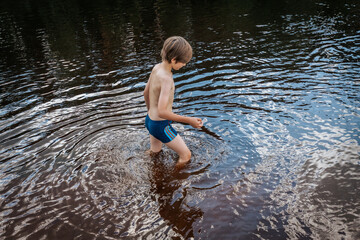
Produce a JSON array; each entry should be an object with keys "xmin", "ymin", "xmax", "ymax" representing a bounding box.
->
[{"xmin": 149, "ymin": 151, "xmax": 203, "ymax": 239}]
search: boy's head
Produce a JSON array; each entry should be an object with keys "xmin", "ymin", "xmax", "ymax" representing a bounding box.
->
[{"xmin": 161, "ymin": 36, "xmax": 192, "ymax": 64}]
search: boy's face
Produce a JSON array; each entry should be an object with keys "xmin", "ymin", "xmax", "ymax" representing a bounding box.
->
[{"xmin": 171, "ymin": 59, "xmax": 187, "ymax": 71}]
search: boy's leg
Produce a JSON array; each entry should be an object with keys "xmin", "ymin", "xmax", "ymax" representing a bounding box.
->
[
  {"xmin": 150, "ymin": 134, "xmax": 162, "ymax": 153},
  {"xmin": 165, "ymin": 135, "xmax": 191, "ymax": 166}
]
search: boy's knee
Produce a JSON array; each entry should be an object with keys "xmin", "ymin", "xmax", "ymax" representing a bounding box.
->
[
  {"xmin": 183, "ymin": 150, "xmax": 191, "ymax": 161},
  {"xmin": 177, "ymin": 150, "xmax": 191, "ymax": 166}
]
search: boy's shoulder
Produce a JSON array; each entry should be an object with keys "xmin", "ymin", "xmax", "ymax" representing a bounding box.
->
[{"xmin": 152, "ymin": 64, "xmax": 173, "ymax": 82}]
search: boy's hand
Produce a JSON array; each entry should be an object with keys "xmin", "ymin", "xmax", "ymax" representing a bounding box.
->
[{"xmin": 188, "ymin": 117, "xmax": 203, "ymax": 129}]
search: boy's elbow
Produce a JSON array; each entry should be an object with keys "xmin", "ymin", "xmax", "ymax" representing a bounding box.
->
[
  {"xmin": 158, "ymin": 109, "xmax": 167, "ymax": 119},
  {"xmin": 158, "ymin": 111, "xmax": 165, "ymax": 119}
]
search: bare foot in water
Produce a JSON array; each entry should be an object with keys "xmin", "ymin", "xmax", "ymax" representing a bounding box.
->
[
  {"xmin": 175, "ymin": 159, "xmax": 190, "ymax": 169},
  {"xmin": 146, "ymin": 149, "xmax": 162, "ymax": 157}
]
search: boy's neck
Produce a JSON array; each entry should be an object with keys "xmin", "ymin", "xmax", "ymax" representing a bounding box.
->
[{"xmin": 161, "ymin": 61, "xmax": 173, "ymax": 73}]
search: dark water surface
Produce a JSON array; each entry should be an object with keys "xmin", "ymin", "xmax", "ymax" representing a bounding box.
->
[{"xmin": 1, "ymin": 0, "xmax": 359, "ymax": 239}]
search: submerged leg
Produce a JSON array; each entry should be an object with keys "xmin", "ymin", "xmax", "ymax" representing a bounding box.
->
[
  {"xmin": 149, "ymin": 134, "xmax": 162, "ymax": 153},
  {"xmin": 165, "ymin": 135, "xmax": 191, "ymax": 167}
]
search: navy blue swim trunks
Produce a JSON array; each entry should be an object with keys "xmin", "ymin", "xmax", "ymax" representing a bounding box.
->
[{"xmin": 145, "ymin": 114, "xmax": 178, "ymax": 143}]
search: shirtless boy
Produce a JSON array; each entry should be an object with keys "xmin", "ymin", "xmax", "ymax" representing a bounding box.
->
[{"xmin": 144, "ymin": 36, "xmax": 203, "ymax": 167}]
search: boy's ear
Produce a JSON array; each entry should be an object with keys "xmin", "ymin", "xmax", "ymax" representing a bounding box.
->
[{"xmin": 171, "ymin": 58, "xmax": 177, "ymax": 64}]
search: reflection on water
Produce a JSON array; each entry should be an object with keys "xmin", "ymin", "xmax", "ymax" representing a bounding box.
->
[{"xmin": 0, "ymin": 0, "xmax": 359, "ymax": 239}]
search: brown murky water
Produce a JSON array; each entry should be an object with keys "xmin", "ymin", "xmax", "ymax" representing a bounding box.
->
[{"xmin": 0, "ymin": 0, "xmax": 359, "ymax": 239}]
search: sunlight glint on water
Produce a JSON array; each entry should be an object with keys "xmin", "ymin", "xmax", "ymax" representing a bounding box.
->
[{"xmin": 0, "ymin": 0, "xmax": 359, "ymax": 239}]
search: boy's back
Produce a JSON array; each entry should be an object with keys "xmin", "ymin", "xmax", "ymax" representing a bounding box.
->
[{"xmin": 147, "ymin": 64, "xmax": 174, "ymax": 121}]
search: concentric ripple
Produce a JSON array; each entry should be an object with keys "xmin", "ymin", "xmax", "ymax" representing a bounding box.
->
[{"xmin": 1, "ymin": 0, "xmax": 359, "ymax": 239}]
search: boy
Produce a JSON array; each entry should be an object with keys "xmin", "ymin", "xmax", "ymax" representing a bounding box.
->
[{"xmin": 144, "ymin": 36, "xmax": 203, "ymax": 167}]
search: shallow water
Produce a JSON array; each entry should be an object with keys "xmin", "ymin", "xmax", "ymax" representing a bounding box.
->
[{"xmin": 0, "ymin": 0, "xmax": 359, "ymax": 239}]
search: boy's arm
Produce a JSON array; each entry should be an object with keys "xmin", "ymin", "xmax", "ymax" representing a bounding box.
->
[
  {"xmin": 158, "ymin": 77, "xmax": 203, "ymax": 129},
  {"xmin": 143, "ymin": 78, "xmax": 150, "ymax": 111}
]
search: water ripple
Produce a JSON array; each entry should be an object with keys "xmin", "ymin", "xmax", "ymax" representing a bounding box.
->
[{"xmin": 1, "ymin": 1, "xmax": 359, "ymax": 239}]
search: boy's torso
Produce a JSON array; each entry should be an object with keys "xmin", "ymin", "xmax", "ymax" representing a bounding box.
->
[{"xmin": 148, "ymin": 64, "xmax": 174, "ymax": 120}]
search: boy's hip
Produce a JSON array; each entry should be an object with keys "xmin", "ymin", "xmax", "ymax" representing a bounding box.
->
[{"xmin": 145, "ymin": 114, "xmax": 177, "ymax": 143}]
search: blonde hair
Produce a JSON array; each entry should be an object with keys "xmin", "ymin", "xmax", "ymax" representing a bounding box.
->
[{"xmin": 161, "ymin": 36, "xmax": 192, "ymax": 63}]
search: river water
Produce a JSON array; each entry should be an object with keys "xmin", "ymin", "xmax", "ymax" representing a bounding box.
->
[{"xmin": 0, "ymin": 0, "xmax": 359, "ymax": 239}]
